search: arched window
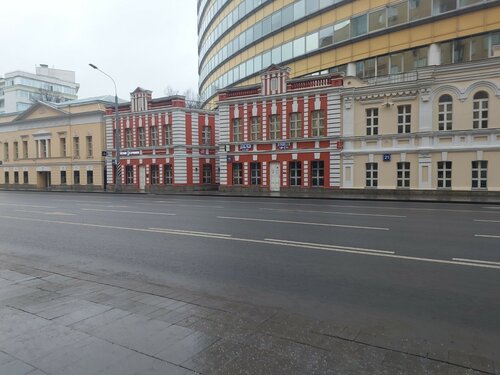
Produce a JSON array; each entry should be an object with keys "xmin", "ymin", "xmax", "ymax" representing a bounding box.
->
[
  {"xmin": 473, "ymin": 91, "xmax": 488, "ymax": 129},
  {"xmin": 438, "ymin": 94, "xmax": 453, "ymax": 131}
]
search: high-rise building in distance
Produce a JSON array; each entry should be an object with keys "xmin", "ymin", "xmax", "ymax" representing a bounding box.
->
[
  {"xmin": 197, "ymin": 0, "xmax": 500, "ymax": 107},
  {"xmin": 0, "ymin": 65, "xmax": 79, "ymax": 114}
]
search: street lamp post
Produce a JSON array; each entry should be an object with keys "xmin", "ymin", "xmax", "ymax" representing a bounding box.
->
[{"xmin": 89, "ymin": 64, "xmax": 121, "ymax": 192}]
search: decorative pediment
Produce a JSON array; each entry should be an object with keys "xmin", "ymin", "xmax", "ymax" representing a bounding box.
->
[{"xmin": 14, "ymin": 102, "xmax": 68, "ymax": 122}]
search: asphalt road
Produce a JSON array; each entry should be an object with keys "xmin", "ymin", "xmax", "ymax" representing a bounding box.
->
[{"xmin": 1, "ymin": 191, "xmax": 499, "ymax": 360}]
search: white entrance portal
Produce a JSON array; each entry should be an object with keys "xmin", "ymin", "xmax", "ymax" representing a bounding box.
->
[
  {"xmin": 139, "ymin": 166, "xmax": 146, "ymax": 191},
  {"xmin": 269, "ymin": 162, "xmax": 280, "ymax": 192}
]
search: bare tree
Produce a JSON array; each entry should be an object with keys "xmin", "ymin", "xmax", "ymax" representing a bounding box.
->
[
  {"xmin": 30, "ymin": 87, "xmax": 65, "ymax": 104},
  {"xmin": 183, "ymin": 89, "xmax": 203, "ymax": 109},
  {"xmin": 164, "ymin": 86, "xmax": 179, "ymax": 96}
]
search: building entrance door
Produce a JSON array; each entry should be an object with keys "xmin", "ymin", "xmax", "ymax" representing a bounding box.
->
[
  {"xmin": 139, "ymin": 166, "xmax": 146, "ymax": 192},
  {"xmin": 269, "ymin": 162, "xmax": 280, "ymax": 192},
  {"xmin": 36, "ymin": 172, "xmax": 51, "ymax": 190}
]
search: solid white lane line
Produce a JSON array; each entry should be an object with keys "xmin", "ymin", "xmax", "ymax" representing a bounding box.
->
[
  {"xmin": 217, "ymin": 216, "xmax": 389, "ymax": 231},
  {"xmin": 475, "ymin": 234, "xmax": 500, "ymax": 239},
  {"xmin": 0, "ymin": 214, "xmax": 499, "ymax": 270},
  {"xmin": 483, "ymin": 206, "xmax": 500, "ymax": 210},
  {"xmin": 0, "ymin": 203, "xmax": 55, "ymax": 209},
  {"xmin": 139, "ymin": 203, "xmax": 225, "ymax": 209},
  {"xmin": 15, "ymin": 210, "xmax": 76, "ymax": 216},
  {"xmin": 452, "ymin": 258, "xmax": 500, "ymax": 266},
  {"xmin": 260, "ymin": 207, "xmax": 405, "ymax": 218},
  {"xmin": 81, "ymin": 208, "xmax": 176, "ymax": 216},
  {"xmin": 265, "ymin": 238, "xmax": 394, "ymax": 254},
  {"xmin": 474, "ymin": 219, "xmax": 500, "ymax": 223},
  {"xmin": 149, "ymin": 228, "xmax": 232, "ymax": 237}
]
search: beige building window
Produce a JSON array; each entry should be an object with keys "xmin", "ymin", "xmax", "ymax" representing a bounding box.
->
[
  {"xmin": 397, "ymin": 105, "xmax": 411, "ymax": 134},
  {"xmin": 87, "ymin": 170, "xmax": 94, "ymax": 185},
  {"xmin": 472, "ymin": 160, "xmax": 487, "ymax": 189},
  {"xmin": 366, "ymin": 108, "xmax": 379, "ymax": 136},
  {"xmin": 125, "ymin": 129, "xmax": 133, "ymax": 148},
  {"xmin": 3, "ymin": 142, "xmax": 9, "ymax": 161},
  {"xmin": 473, "ymin": 91, "xmax": 488, "ymax": 129},
  {"xmin": 13, "ymin": 142, "xmax": 19, "ymax": 160},
  {"xmin": 311, "ymin": 110, "xmax": 325, "ymax": 137},
  {"xmin": 268, "ymin": 115, "xmax": 280, "ymax": 140},
  {"xmin": 151, "ymin": 126, "xmax": 159, "ymax": 146},
  {"xmin": 397, "ymin": 162, "xmax": 410, "ymax": 188},
  {"xmin": 232, "ymin": 118, "xmax": 242, "ymax": 142},
  {"xmin": 250, "ymin": 117, "xmax": 260, "ymax": 141},
  {"xmin": 137, "ymin": 127, "xmax": 145, "ymax": 147},
  {"xmin": 40, "ymin": 140, "xmax": 49, "ymax": 158},
  {"xmin": 73, "ymin": 137, "xmax": 80, "ymax": 158},
  {"xmin": 438, "ymin": 95, "xmax": 453, "ymax": 131},
  {"xmin": 60, "ymin": 171, "xmax": 67, "ymax": 185},
  {"xmin": 437, "ymin": 161, "xmax": 452, "ymax": 188},
  {"xmin": 86, "ymin": 136, "xmax": 93, "ymax": 158},
  {"xmin": 289, "ymin": 112, "xmax": 302, "ymax": 138},
  {"xmin": 366, "ymin": 163, "xmax": 378, "ymax": 187},
  {"xmin": 22, "ymin": 141, "xmax": 28, "ymax": 159},
  {"xmin": 74, "ymin": 170, "xmax": 80, "ymax": 184},
  {"xmin": 164, "ymin": 125, "xmax": 173, "ymax": 145},
  {"xmin": 60, "ymin": 138, "xmax": 67, "ymax": 157}
]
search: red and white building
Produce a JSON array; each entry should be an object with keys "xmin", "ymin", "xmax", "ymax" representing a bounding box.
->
[
  {"xmin": 217, "ymin": 65, "xmax": 343, "ymax": 192},
  {"xmin": 105, "ymin": 88, "xmax": 217, "ymax": 192}
]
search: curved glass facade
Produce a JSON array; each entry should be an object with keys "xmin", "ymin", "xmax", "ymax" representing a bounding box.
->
[{"xmin": 198, "ymin": 0, "xmax": 500, "ymax": 106}]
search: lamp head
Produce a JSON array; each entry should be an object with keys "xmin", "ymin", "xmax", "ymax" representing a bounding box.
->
[{"xmin": 89, "ymin": 63, "xmax": 98, "ymax": 69}]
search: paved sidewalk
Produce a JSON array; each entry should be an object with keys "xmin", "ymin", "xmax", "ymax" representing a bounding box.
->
[{"xmin": 0, "ymin": 254, "xmax": 497, "ymax": 374}]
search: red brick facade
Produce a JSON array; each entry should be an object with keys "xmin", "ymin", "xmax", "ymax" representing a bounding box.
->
[
  {"xmin": 218, "ymin": 65, "xmax": 343, "ymax": 192},
  {"xmin": 105, "ymin": 88, "xmax": 217, "ymax": 192}
]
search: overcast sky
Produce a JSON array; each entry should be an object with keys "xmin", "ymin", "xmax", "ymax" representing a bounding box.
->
[{"xmin": 1, "ymin": 0, "xmax": 199, "ymax": 101}]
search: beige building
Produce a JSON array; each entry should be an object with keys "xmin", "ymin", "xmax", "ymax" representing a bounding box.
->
[
  {"xmin": 341, "ymin": 57, "xmax": 500, "ymax": 194},
  {"xmin": 0, "ymin": 97, "xmax": 114, "ymax": 191}
]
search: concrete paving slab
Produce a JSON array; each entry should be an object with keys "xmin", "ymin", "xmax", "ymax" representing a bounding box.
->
[
  {"xmin": 155, "ymin": 330, "xmax": 219, "ymax": 364},
  {"xmin": 70, "ymin": 308, "xmax": 132, "ymax": 333},
  {"xmin": 0, "ymin": 359, "xmax": 35, "ymax": 375}
]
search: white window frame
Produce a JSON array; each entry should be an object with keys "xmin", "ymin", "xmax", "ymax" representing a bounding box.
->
[
  {"xmin": 232, "ymin": 118, "xmax": 242, "ymax": 142},
  {"xmin": 472, "ymin": 160, "xmax": 487, "ymax": 189},
  {"xmin": 164, "ymin": 164, "xmax": 173, "ymax": 184},
  {"xmin": 164, "ymin": 125, "xmax": 173, "ymax": 145},
  {"xmin": 366, "ymin": 108, "xmax": 379, "ymax": 136},
  {"xmin": 250, "ymin": 162, "xmax": 261, "ymax": 185},
  {"xmin": 437, "ymin": 161, "xmax": 452, "ymax": 188},
  {"xmin": 311, "ymin": 110, "xmax": 325, "ymax": 137},
  {"xmin": 473, "ymin": 91, "xmax": 488, "ymax": 129},
  {"xmin": 438, "ymin": 95, "xmax": 453, "ymax": 131},
  {"xmin": 251, "ymin": 116, "xmax": 261, "ymax": 141},
  {"xmin": 289, "ymin": 112, "xmax": 302, "ymax": 138},
  {"xmin": 397, "ymin": 105, "xmax": 411, "ymax": 134},
  {"xmin": 151, "ymin": 126, "xmax": 159, "ymax": 146},
  {"xmin": 366, "ymin": 162, "xmax": 378, "ymax": 187},
  {"xmin": 232, "ymin": 163, "xmax": 243, "ymax": 185},
  {"xmin": 202, "ymin": 125, "xmax": 212, "ymax": 145},
  {"xmin": 269, "ymin": 115, "xmax": 280, "ymax": 140},
  {"xmin": 138, "ymin": 127, "xmax": 145, "ymax": 147},
  {"xmin": 397, "ymin": 162, "xmax": 410, "ymax": 188},
  {"xmin": 311, "ymin": 160, "xmax": 324, "ymax": 187},
  {"xmin": 289, "ymin": 161, "xmax": 302, "ymax": 186}
]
